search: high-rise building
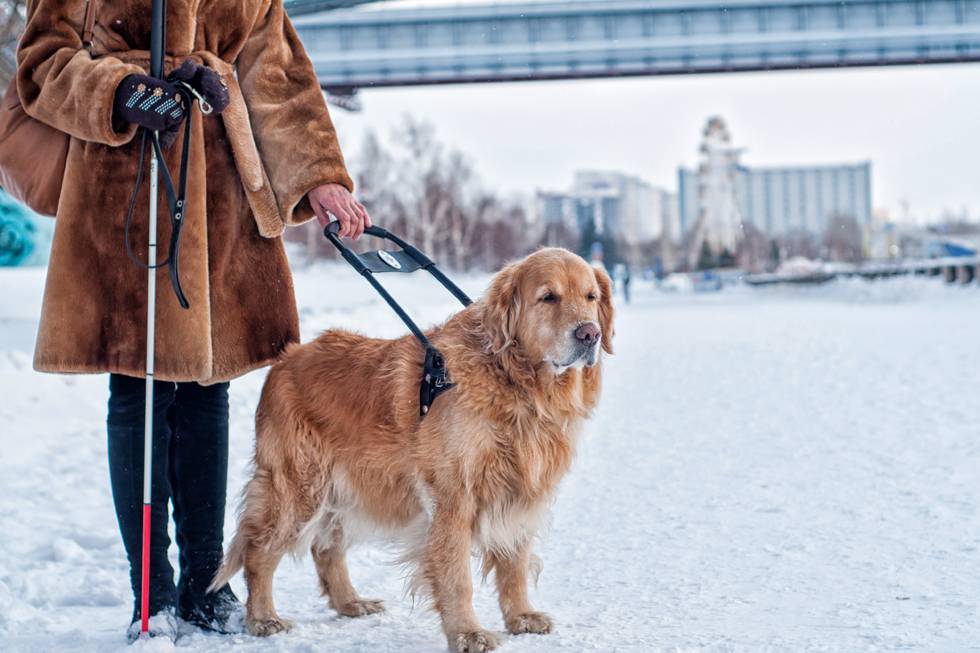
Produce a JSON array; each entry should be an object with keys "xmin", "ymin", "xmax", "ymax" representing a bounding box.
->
[
  {"xmin": 678, "ymin": 119, "xmax": 872, "ymax": 244},
  {"xmin": 537, "ymin": 170, "xmax": 675, "ymax": 247},
  {"xmin": 679, "ymin": 163, "xmax": 873, "ymax": 237}
]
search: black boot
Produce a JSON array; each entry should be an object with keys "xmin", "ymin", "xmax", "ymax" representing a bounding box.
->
[
  {"xmin": 178, "ymin": 583, "xmax": 242, "ymax": 633},
  {"xmin": 170, "ymin": 381, "xmax": 243, "ymax": 633},
  {"xmin": 107, "ymin": 374, "xmax": 179, "ymax": 642},
  {"xmin": 125, "ymin": 606, "xmax": 179, "ymax": 643}
]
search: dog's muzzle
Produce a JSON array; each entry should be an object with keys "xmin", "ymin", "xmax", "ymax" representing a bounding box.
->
[
  {"xmin": 552, "ymin": 322, "xmax": 602, "ymax": 371},
  {"xmin": 575, "ymin": 321, "xmax": 601, "ymax": 367}
]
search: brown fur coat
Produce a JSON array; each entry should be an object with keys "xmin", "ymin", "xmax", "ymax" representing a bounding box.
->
[{"xmin": 16, "ymin": 0, "xmax": 352, "ymax": 383}]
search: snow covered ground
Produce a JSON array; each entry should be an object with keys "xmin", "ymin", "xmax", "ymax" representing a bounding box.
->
[{"xmin": 1, "ymin": 260, "xmax": 978, "ymax": 653}]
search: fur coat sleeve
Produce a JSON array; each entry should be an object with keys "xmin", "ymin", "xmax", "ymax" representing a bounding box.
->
[
  {"xmin": 16, "ymin": 0, "xmax": 144, "ymax": 146},
  {"xmin": 236, "ymin": 0, "xmax": 354, "ymax": 228}
]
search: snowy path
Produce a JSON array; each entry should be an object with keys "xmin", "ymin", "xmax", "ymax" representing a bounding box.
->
[{"xmin": 1, "ymin": 264, "xmax": 978, "ymax": 652}]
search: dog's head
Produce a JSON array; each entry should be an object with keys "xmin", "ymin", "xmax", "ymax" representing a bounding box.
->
[{"xmin": 484, "ymin": 248, "xmax": 614, "ymax": 374}]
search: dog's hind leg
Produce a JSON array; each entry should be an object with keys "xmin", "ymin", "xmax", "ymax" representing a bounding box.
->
[
  {"xmin": 229, "ymin": 465, "xmax": 301, "ymax": 636},
  {"xmin": 243, "ymin": 543, "xmax": 292, "ymax": 636},
  {"xmin": 311, "ymin": 523, "xmax": 385, "ymax": 617}
]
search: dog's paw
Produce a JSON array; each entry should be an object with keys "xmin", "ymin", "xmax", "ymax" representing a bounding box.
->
[
  {"xmin": 337, "ymin": 598, "xmax": 385, "ymax": 617},
  {"xmin": 246, "ymin": 615, "xmax": 293, "ymax": 637},
  {"xmin": 506, "ymin": 611, "xmax": 553, "ymax": 635},
  {"xmin": 453, "ymin": 629, "xmax": 501, "ymax": 652}
]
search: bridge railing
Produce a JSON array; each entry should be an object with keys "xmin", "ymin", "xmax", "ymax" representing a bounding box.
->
[{"xmin": 291, "ymin": 0, "xmax": 980, "ymax": 90}]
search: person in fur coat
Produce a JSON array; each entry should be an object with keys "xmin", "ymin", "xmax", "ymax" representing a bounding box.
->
[{"xmin": 15, "ymin": 0, "xmax": 370, "ymax": 640}]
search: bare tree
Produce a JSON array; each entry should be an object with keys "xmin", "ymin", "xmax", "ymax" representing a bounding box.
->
[
  {"xmin": 356, "ymin": 129, "xmax": 398, "ymax": 216},
  {"xmin": 440, "ymin": 150, "xmax": 475, "ymax": 271},
  {"xmin": 735, "ymin": 222, "xmax": 771, "ymax": 272},
  {"xmin": 294, "ymin": 114, "xmax": 537, "ymax": 272},
  {"xmin": 478, "ymin": 202, "xmax": 530, "ymax": 271},
  {"xmin": 782, "ymin": 228, "xmax": 820, "ymax": 260},
  {"xmin": 821, "ymin": 214, "xmax": 864, "ymax": 263},
  {"xmin": 392, "ymin": 116, "xmax": 453, "ymax": 257},
  {"xmin": 541, "ymin": 219, "xmax": 578, "ymax": 251}
]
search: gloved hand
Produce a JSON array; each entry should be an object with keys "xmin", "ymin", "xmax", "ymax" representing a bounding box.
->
[
  {"xmin": 167, "ymin": 61, "xmax": 230, "ymax": 115},
  {"xmin": 113, "ymin": 74, "xmax": 186, "ymax": 135}
]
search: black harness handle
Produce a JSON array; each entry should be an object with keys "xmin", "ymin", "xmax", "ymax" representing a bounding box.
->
[{"xmin": 323, "ymin": 222, "xmax": 472, "ymax": 416}]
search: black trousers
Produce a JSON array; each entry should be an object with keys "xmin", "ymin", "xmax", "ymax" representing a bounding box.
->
[{"xmin": 106, "ymin": 373, "xmax": 230, "ymax": 616}]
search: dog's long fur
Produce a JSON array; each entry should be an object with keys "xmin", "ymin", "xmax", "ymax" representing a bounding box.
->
[{"xmin": 212, "ymin": 248, "xmax": 614, "ymax": 652}]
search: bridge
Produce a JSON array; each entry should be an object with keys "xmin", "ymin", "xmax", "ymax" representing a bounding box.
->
[{"xmin": 288, "ymin": 0, "xmax": 980, "ymax": 94}]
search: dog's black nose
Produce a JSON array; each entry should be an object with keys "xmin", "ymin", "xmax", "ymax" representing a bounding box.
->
[{"xmin": 575, "ymin": 322, "xmax": 601, "ymax": 347}]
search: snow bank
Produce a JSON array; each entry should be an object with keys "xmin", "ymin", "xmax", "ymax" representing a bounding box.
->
[{"xmin": 1, "ymin": 264, "xmax": 978, "ymax": 652}]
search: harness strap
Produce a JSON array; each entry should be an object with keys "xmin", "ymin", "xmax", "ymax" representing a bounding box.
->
[
  {"xmin": 82, "ymin": 0, "xmax": 97, "ymax": 48},
  {"xmin": 123, "ymin": 86, "xmax": 195, "ymax": 310},
  {"xmin": 150, "ymin": 87, "xmax": 193, "ymax": 309},
  {"xmin": 323, "ymin": 222, "xmax": 471, "ymax": 416}
]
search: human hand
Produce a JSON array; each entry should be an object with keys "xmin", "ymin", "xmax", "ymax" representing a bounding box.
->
[
  {"xmin": 308, "ymin": 184, "xmax": 372, "ymax": 239},
  {"xmin": 113, "ymin": 74, "xmax": 185, "ymax": 134},
  {"xmin": 167, "ymin": 61, "xmax": 230, "ymax": 115}
]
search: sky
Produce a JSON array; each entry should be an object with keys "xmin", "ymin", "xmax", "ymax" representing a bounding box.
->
[{"xmin": 329, "ymin": 55, "xmax": 980, "ymax": 227}]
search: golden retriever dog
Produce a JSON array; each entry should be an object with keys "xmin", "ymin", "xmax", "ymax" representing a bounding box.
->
[{"xmin": 211, "ymin": 247, "xmax": 614, "ymax": 652}]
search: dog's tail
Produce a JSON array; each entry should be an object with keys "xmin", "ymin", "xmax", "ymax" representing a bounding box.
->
[{"xmin": 208, "ymin": 532, "xmax": 245, "ymax": 593}]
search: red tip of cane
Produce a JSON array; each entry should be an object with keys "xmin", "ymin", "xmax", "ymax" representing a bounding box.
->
[{"xmin": 140, "ymin": 503, "xmax": 152, "ymax": 634}]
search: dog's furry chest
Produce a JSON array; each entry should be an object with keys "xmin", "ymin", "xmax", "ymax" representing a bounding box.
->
[
  {"xmin": 449, "ymin": 413, "xmax": 583, "ymax": 552},
  {"xmin": 478, "ymin": 411, "xmax": 581, "ymax": 490}
]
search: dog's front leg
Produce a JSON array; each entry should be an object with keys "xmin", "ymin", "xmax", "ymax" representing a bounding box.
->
[
  {"xmin": 488, "ymin": 540, "xmax": 553, "ymax": 635},
  {"xmin": 426, "ymin": 501, "xmax": 499, "ymax": 653}
]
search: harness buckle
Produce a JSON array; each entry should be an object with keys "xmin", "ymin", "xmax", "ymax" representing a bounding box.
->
[
  {"xmin": 175, "ymin": 81, "xmax": 213, "ymax": 115},
  {"xmin": 420, "ymin": 347, "xmax": 454, "ymax": 416}
]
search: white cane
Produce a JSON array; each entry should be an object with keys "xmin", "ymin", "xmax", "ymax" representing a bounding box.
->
[
  {"xmin": 140, "ymin": 0, "xmax": 166, "ymax": 637},
  {"xmin": 139, "ymin": 139, "xmax": 158, "ymax": 638}
]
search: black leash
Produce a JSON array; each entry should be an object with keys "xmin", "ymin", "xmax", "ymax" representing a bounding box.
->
[
  {"xmin": 323, "ymin": 222, "xmax": 472, "ymax": 416},
  {"xmin": 123, "ymin": 84, "xmax": 196, "ymax": 309}
]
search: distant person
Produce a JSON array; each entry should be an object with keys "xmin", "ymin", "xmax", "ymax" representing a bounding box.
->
[
  {"xmin": 613, "ymin": 262, "xmax": 631, "ymax": 303},
  {"xmin": 15, "ymin": 0, "xmax": 370, "ymax": 642}
]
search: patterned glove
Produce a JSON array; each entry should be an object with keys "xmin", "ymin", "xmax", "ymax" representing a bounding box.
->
[
  {"xmin": 113, "ymin": 74, "xmax": 186, "ymax": 134},
  {"xmin": 167, "ymin": 61, "xmax": 230, "ymax": 115}
]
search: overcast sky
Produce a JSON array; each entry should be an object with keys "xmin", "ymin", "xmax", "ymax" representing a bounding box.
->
[{"xmin": 329, "ymin": 38, "xmax": 979, "ymax": 225}]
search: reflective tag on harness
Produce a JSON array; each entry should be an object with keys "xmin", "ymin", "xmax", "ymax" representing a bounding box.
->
[{"xmin": 378, "ymin": 250, "xmax": 402, "ymax": 270}]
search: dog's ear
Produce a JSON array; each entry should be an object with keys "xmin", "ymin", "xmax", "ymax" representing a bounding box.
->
[
  {"xmin": 593, "ymin": 265, "xmax": 615, "ymax": 354},
  {"xmin": 484, "ymin": 262, "xmax": 521, "ymax": 353}
]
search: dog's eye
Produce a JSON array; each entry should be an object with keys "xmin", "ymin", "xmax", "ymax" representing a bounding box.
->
[
  {"xmin": 540, "ymin": 292, "xmax": 557, "ymax": 303},
  {"xmin": 586, "ymin": 292, "xmax": 598, "ymax": 301}
]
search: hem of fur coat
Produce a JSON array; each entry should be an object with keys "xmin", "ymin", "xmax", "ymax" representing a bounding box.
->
[{"xmin": 32, "ymin": 354, "xmax": 280, "ymax": 386}]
